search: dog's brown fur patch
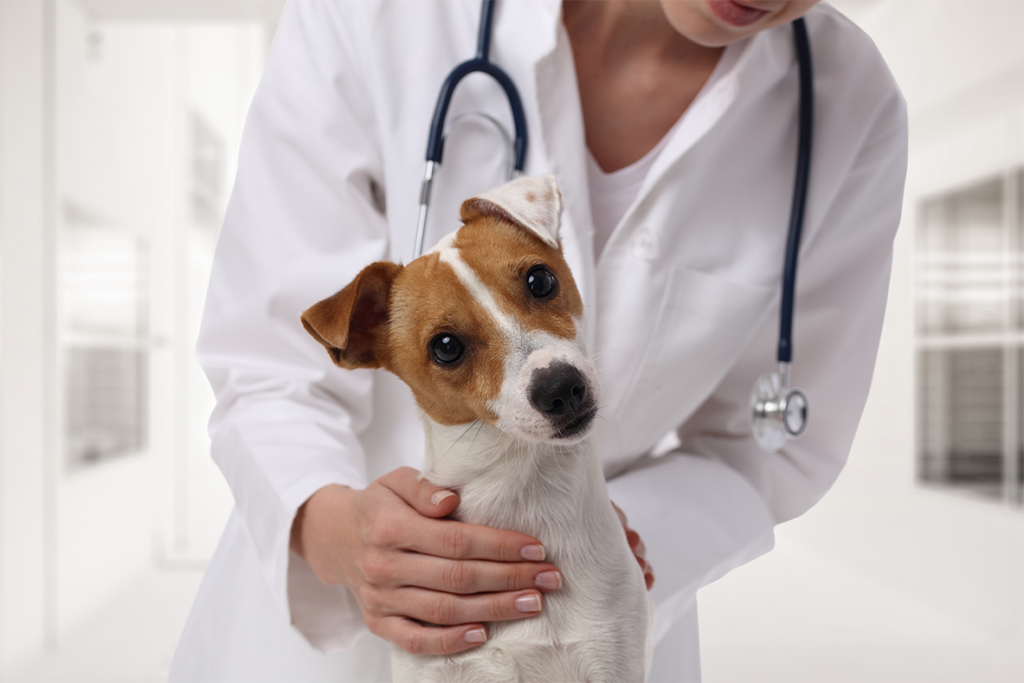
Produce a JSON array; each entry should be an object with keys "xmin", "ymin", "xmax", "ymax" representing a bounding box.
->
[{"xmin": 301, "ymin": 214, "xmax": 582, "ymax": 428}]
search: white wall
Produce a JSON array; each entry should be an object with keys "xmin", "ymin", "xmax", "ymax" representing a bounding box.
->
[
  {"xmin": 0, "ymin": 1, "xmax": 53, "ymax": 671},
  {"xmin": 158, "ymin": 23, "xmax": 263, "ymax": 564},
  {"xmin": 51, "ymin": 2, "xmax": 174, "ymax": 642},
  {"xmin": 0, "ymin": 2, "xmax": 268, "ymax": 673},
  {"xmin": 784, "ymin": 0, "xmax": 1024, "ymax": 645}
]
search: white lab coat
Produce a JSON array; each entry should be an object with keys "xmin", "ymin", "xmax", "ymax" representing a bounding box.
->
[{"xmin": 169, "ymin": 1, "xmax": 907, "ymax": 681}]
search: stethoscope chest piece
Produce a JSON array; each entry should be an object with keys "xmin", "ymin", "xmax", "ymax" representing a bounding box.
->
[{"xmin": 750, "ymin": 365, "xmax": 808, "ymax": 454}]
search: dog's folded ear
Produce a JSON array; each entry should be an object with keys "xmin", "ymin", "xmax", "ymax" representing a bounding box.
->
[
  {"xmin": 301, "ymin": 261, "xmax": 402, "ymax": 369},
  {"xmin": 460, "ymin": 174, "xmax": 562, "ymax": 249}
]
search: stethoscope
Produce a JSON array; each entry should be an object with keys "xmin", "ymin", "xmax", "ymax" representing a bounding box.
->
[{"xmin": 415, "ymin": 0, "xmax": 812, "ymax": 454}]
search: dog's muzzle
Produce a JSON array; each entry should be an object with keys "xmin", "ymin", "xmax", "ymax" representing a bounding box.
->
[{"xmin": 528, "ymin": 360, "xmax": 597, "ymax": 439}]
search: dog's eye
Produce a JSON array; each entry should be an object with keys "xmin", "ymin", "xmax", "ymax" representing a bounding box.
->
[
  {"xmin": 526, "ymin": 266, "xmax": 557, "ymax": 298},
  {"xmin": 430, "ymin": 334, "xmax": 465, "ymax": 365}
]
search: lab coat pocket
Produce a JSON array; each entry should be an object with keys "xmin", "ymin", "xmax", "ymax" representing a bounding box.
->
[{"xmin": 612, "ymin": 266, "xmax": 775, "ymax": 460}]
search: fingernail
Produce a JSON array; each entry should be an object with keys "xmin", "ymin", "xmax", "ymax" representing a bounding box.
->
[
  {"xmin": 520, "ymin": 544, "xmax": 545, "ymax": 561},
  {"xmin": 464, "ymin": 628, "xmax": 487, "ymax": 644},
  {"xmin": 534, "ymin": 570, "xmax": 561, "ymax": 591},
  {"xmin": 515, "ymin": 594, "xmax": 542, "ymax": 613},
  {"xmin": 431, "ymin": 490, "xmax": 456, "ymax": 507}
]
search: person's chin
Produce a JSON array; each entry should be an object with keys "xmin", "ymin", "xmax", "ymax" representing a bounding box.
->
[
  {"xmin": 660, "ymin": 0, "xmax": 762, "ymax": 48},
  {"xmin": 705, "ymin": 0, "xmax": 770, "ymax": 27}
]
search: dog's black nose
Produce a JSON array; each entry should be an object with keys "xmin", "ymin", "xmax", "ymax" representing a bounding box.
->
[{"xmin": 529, "ymin": 361, "xmax": 587, "ymax": 416}]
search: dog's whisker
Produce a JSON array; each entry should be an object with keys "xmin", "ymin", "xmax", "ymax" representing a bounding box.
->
[
  {"xmin": 417, "ymin": 401, "xmax": 438, "ymax": 426},
  {"xmin": 466, "ymin": 419, "xmax": 484, "ymax": 456},
  {"xmin": 435, "ymin": 419, "xmax": 480, "ymax": 464}
]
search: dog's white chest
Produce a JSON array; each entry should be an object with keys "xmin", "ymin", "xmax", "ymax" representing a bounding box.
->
[
  {"xmin": 300, "ymin": 175, "xmax": 653, "ymax": 682},
  {"xmin": 390, "ymin": 428, "xmax": 653, "ymax": 683}
]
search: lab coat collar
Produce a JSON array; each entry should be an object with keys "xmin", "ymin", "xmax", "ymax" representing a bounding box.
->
[
  {"xmin": 523, "ymin": 3, "xmax": 800, "ymax": 352},
  {"xmin": 632, "ymin": 23, "xmax": 798, "ymax": 226}
]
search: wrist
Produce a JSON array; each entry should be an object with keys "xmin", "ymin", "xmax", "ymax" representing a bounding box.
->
[{"xmin": 290, "ymin": 484, "xmax": 354, "ymax": 563}]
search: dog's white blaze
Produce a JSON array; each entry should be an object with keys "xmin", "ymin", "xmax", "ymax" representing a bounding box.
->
[
  {"xmin": 436, "ymin": 244, "xmax": 517, "ymax": 337},
  {"xmin": 426, "ymin": 229, "xmax": 458, "ymax": 256},
  {"xmin": 492, "ymin": 330, "xmax": 597, "ymax": 443},
  {"xmin": 429, "ymin": 231, "xmax": 596, "ymax": 443}
]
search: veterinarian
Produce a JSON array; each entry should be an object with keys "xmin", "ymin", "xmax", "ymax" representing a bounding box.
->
[{"xmin": 169, "ymin": 0, "xmax": 907, "ymax": 681}]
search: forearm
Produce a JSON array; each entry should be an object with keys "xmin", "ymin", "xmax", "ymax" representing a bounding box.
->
[{"xmin": 606, "ymin": 452, "xmax": 775, "ymax": 643}]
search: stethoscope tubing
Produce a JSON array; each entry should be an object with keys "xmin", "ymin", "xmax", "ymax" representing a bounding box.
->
[
  {"xmin": 778, "ymin": 17, "xmax": 813, "ymax": 365},
  {"xmin": 424, "ymin": 0, "xmax": 527, "ymax": 172},
  {"xmin": 416, "ymin": 6, "xmax": 816, "ymax": 453},
  {"xmin": 414, "ymin": 0, "xmax": 527, "ymax": 258}
]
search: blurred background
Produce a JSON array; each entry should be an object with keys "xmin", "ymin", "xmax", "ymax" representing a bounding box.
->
[{"xmin": 0, "ymin": 1, "xmax": 1021, "ymax": 681}]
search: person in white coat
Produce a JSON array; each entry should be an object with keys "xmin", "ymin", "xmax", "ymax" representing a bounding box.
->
[{"xmin": 169, "ymin": 0, "xmax": 908, "ymax": 681}]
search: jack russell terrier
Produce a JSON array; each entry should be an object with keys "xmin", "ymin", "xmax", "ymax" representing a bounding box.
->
[{"xmin": 301, "ymin": 175, "xmax": 652, "ymax": 682}]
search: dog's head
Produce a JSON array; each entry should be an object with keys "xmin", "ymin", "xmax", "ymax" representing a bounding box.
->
[{"xmin": 301, "ymin": 175, "xmax": 598, "ymax": 443}]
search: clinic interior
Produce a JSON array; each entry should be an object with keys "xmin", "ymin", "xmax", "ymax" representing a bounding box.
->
[{"xmin": 0, "ymin": 1, "xmax": 1022, "ymax": 682}]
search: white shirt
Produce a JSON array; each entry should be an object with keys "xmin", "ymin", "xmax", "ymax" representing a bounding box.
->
[
  {"xmin": 169, "ymin": 2, "xmax": 908, "ymax": 681},
  {"xmin": 587, "ymin": 39, "xmax": 746, "ymax": 258},
  {"xmin": 587, "ymin": 140, "xmax": 668, "ymax": 258}
]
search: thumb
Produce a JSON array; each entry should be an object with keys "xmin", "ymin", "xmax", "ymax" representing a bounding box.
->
[{"xmin": 382, "ymin": 466, "xmax": 460, "ymax": 518}]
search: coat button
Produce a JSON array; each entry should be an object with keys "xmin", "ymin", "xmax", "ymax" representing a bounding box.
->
[{"xmin": 632, "ymin": 228, "xmax": 660, "ymax": 261}]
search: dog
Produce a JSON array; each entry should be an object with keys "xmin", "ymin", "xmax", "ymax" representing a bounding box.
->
[{"xmin": 301, "ymin": 175, "xmax": 652, "ymax": 682}]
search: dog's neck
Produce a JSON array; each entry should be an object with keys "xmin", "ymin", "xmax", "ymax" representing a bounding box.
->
[{"xmin": 421, "ymin": 418, "xmax": 606, "ymax": 536}]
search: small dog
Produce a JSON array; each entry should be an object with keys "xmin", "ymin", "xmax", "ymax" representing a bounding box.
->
[{"xmin": 301, "ymin": 175, "xmax": 652, "ymax": 682}]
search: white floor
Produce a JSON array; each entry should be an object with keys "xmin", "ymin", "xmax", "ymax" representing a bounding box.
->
[
  {"xmin": 5, "ymin": 569, "xmax": 202, "ymax": 683},
  {"xmin": 5, "ymin": 535, "xmax": 1022, "ymax": 683},
  {"xmin": 698, "ymin": 530, "xmax": 1024, "ymax": 683}
]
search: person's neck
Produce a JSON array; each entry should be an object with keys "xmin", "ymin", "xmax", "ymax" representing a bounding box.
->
[
  {"xmin": 562, "ymin": 0, "xmax": 721, "ymax": 71},
  {"xmin": 562, "ymin": 0, "xmax": 725, "ymax": 172}
]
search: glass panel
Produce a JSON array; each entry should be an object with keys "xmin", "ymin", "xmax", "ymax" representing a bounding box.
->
[
  {"xmin": 65, "ymin": 347, "xmax": 147, "ymax": 468},
  {"xmin": 1017, "ymin": 345, "xmax": 1024, "ymax": 503},
  {"xmin": 919, "ymin": 347, "xmax": 1004, "ymax": 499},
  {"xmin": 59, "ymin": 217, "xmax": 147, "ymax": 338},
  {"xmin": 58, "ymin": 210, "xmax": 149, "ymax": 470},
  {"xmin": 1016, "ymin": 170, "xmax": 1024, "ymax": 334},
  {"xmin": 918, "ymin": 178, "xmax": 1006, "ymax": 335}
]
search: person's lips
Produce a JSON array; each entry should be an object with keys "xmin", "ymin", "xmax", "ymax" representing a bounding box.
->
[{"xmin": 706, "ymin": 0, "xmax": 770, "ymax": 27}]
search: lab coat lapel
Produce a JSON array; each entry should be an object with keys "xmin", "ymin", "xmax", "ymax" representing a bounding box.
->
[
  {"xmin": 589, "ymin": 31, "xmax": 791, "ymax": 471},
  {"xmin": 630, "ymin": 30, "xmax": 789, "ymax": 224}
]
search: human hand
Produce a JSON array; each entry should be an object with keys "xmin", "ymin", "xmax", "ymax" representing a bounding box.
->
[
  {"xmin": 290, "ymin": 467, "xmax": 561, "ymax": 655},
  {"xmin": 611, "ymin": 501, "xmax": 655, "ymax": 590}
]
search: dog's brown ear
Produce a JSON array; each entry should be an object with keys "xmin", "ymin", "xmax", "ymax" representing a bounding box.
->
[
  {"xmin": 460, "ymin": 174, "xmax": 561, "ymax": 249},
  {"xmin": 301, "ymin": 261, "xmax": 403, "ymax": 369}
]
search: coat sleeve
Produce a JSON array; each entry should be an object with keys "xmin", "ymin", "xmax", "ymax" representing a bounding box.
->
[
  {"xmin": 196, "ymin": 0, "xmax": 386, "ymax": 653},
  {"xmin": 605, "ymin": 80, "xmax": 909, "ymax": 644}
]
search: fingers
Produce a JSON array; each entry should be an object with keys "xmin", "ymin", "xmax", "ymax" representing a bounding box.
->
[
  {"xmin": 375, "ymin": 616, "xmax": 489, "ymax": 656},
  {"xmin": 381, "ymin": 468, "xmax": 547, "ymax": 562},
  {"xmin": 371, "ymin": 586, "xmax": 544, "ymax": 628},
  {"xmin": 395, "ymin": 515, "xmax": 543, "ymax": 563},
  {"xmin": 634, "ymin": 541, "xmax": 654, "ymax": 590},
  {"xmin": 382, "ymin": 466, "xmax": 460, "ymax": 518},
  {"xmin": 370, "ymin": 553, "xmax": 562, "ymax": 595},
  {"xmin": 611, "ymin": 499, "xmax": 654, "ymax": 590},
  {"xmin": 367, "ymin": 586, "xmax": 547, "ymax": 656},
  {"xmin": 611, "ymin": 500, "xmax": 628, "ymax": 528}
]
